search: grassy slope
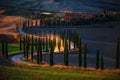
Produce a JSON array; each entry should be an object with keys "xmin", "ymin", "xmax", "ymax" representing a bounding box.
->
[
  {"xmin": 0, "ymin": 65, "xmax": 120, "ymax": 80},
  {"xmin": 0, "ymin": 43, "xmax": 120, "ymax": 80}
]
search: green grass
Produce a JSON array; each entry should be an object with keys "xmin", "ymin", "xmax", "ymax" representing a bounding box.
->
[
  {"xmin": 0, "ymin": 65, "xmax": 120, "ymax": 80},
  {"xmin": 0, "ymin": 43, "xmax": 20, "ymax": 53}
]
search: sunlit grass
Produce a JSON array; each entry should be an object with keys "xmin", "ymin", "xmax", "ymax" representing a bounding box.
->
[{"xmin": 0, "ymin": 65, "xmax": 120, "ymax": 80}]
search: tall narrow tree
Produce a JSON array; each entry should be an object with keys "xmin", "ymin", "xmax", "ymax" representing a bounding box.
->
[
  {"xmin": 100, "ymin": 53, "xmax": 104, "ymax": 70},
  {"xmin": 46, "ymin": 36, "xmax": 48, "ymax": 51},
  {"xmin": 64, "ymin": 37, "xmax": 69, "ymax": 66},
  {"xmin": 39, "ymin": 37, "xmax": 42, "ymax": 64},
  {"xmin": 20, "ymin": 34, "xmax": 22, "ymax": 51},
  {"xmin": 31, "ymin": 35, "xmax": 34, "ymax": 61},
  {"xmin": 96, "ymin": 49, "xmax": 100, "ymax": 69},
  {"xmin": 23, "ymin": 36, "xmax": 26, "ymax": 58},
  {"xmin": 78, "ymin": 37, "xmax": 82, "ymax": 67},
  {"xmin": 50, "ymin": 40, "xmax": 54, "ymax": 66},
  {"xmin": 58, "ymin": 38, "xmax": 61, "ymax": 51},
  {"xmin": 37, "ymin": 38, "xmax": 40, "ymax": 64},
  {"xmin": 5, "ymin": 42, "xmax": 8, "ymax": 59},
  {"xmin": 115, "ymin": 37, "xmax": 119, "ymax": 69},
  {"xmin": 2, "ymin": 41, "xmax": 5, "ymax": 57},
  {"xmin": 83, "ymin": 44, "xmax": 87, "ymax": 68}
]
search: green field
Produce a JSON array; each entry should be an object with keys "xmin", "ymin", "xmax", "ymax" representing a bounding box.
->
[
  {"xmin": 0, "ymin": 43, "xmax": 20, "ymax": 53},
  {"xmin": 0, "ymin": 65, "xmax": 120, "ymax": 80}
]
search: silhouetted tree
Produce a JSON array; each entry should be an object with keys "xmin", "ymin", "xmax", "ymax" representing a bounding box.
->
[
  {"xmin": 100, "ymin": 53, "xmax": 104, "ymax": 70},
  {"xmin": 58, "ymin": 38, "xmax": 61, "ymax": 51},
  {"xmin": 115, "ymin": 37, "xmax": 119, "ymax": 69},
  {"xmin": 5, "ymin": 42, "xmax": 8, "ymax": 59},
  {"xmin": 45, "ymin": 36, "xmax": 48, "ymax": 51},
  {"xmin": 50, "ymin": 40, "xmax": 54, "ymax": 66},
  {"xmin": 31, "ymin": 35, "xmax": 34, "ymax": 61},
  {"xmin": 83, "ymin": 44, "xmax": 87, "ymax": 68},
  {"xmin": 2, "ymin": 41, "xmax": 5, "ymax": 57},
  {"xmin": 78, "ymin": 37, "xmax": 82, "ymax": 67},
  {"xmin": 23, "ymin": 36, "xmax": 26, "ymax": 58},
  {"xmin": 64, "ymin": 37, "xmax": 69, "ymax": 66},
  {"xmin": 37, "ymin": 38, "xmax": 40, "ymax": 64},
  {"xmin": 96, "ymin": 49, "xmax": 100, "ymax": 69},
  {"xmin": 20, "ymin": 34, "xmax": 22, "ymax": 51},
  {"xmin": 35, "ymin": 20, "xmax": 37, "ymax": 26}
]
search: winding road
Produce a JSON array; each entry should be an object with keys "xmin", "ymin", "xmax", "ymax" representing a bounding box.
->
[{"xmin": 10, "ymin": 21, "xmax": 120, "ymax": 69}]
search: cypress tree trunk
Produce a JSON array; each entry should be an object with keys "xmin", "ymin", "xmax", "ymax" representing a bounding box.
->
[
  {"xmin": 96, "ymin": 49, "xmax": 99, "ymax": 69},
  {"xmin": 5, "ymin": 42, "xmax": 8, "ymax": 59},
  {"xmin": 50, "ymin": 40, "xmax": 54, "ymax": 66},
  {"xmin": 83, "ymin": 44, "xmax": 87, "ymax": 68},
  {"xmin": 100, "ymin": 54, "xmax": 104, "ymax": 70},
  {"xmin": 2, "ymin": 41, "xmax": 5, "ymax": 57},
  {"xmin": 115, "ymin": 37, "xmax": 119, "ymax": 69},
  {"xmin": 78, "ymin": 37, "xmax": 82, "ymax": 67}
]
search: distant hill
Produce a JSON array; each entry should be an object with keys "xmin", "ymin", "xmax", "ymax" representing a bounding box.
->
[{"xmin": 0, "ymin": 0, "xmax": 119, "ymax": 13}]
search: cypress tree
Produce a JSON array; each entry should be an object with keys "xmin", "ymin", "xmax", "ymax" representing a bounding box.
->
[
  {"xmin": 39, "ymin": 38, "xmax": 42, "ymax": 64},
  {"xmin": 23, "ymin": 36, "xmax": 26, "ymax": 58},
  {"xmin": 83, "ymin": 44, "xmax": 87, "ymax": 68},
  {"xmin": 35, "ymin": 20, "xmax": 37, "ymax": 26},
  {"xmin": 37, "ymin": 38, "xmax": 40, "ymax": 64},
  {"xmin": 5, "ymin": 42, "xmax": 8, "ymax": 59},
  {"xmin": 31, "ymin": 35, "xmax": 34, "ymax": 61},
  {"xmin": 20, "ymin": 34, "xmax": 22, "ymax": 51},
  {"xmin": 115, "ymin": 37, "xmax": 119, "ymax": 69},
  {"xmin": 53, "ymin": 37, "xmax": 56, "ymax": 48},
  {"xmin": 78, "ymin": 37, "xmax": 82, "ymax": 67},
  {"xmin": 35, "ymin": 38, "xmax": 38, "ymax": 50},
  {"xmin": 100, "ymin": 53, "xmax": 104, "ymax": 70},
  {"xmin": 58, "ymin": 38, "xmax": 61, "ymax": 51},
  {"xmin": 46, "ymin": 36, "xmax": 48, "ymax": 51},
  {"xmin": 64, "ymin": 37, "xmax": 69, "ymax": 66},
  {"xmin": 50, "ymin": 40, "xmax": 54, "ymax": 66},
  {"xmin": 96, "ymin": 49, "xmax": 100, "ymax": 69},
  {"xmin": 42, "ymin": 38, "xmax": 45, "ymax": 50},
  {"xmin": 26, "ymin": 35, "xmax": 30, "ymax": 60},
  {"xmin": 48, "ymin": 30, "xmax": 51, "ymax": 48},
  {"xmin": 26, "ymin": 37, "xmax": 29, "ymax": 60},
  {"xmin": 2, "ymin": 41, "xmax": 5, "ymax": 57}
]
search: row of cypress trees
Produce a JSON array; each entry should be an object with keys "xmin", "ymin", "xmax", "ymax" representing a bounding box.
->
[{"xmin": 20, "ymin": 27, "xmax": 119, "ymax": 69}]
